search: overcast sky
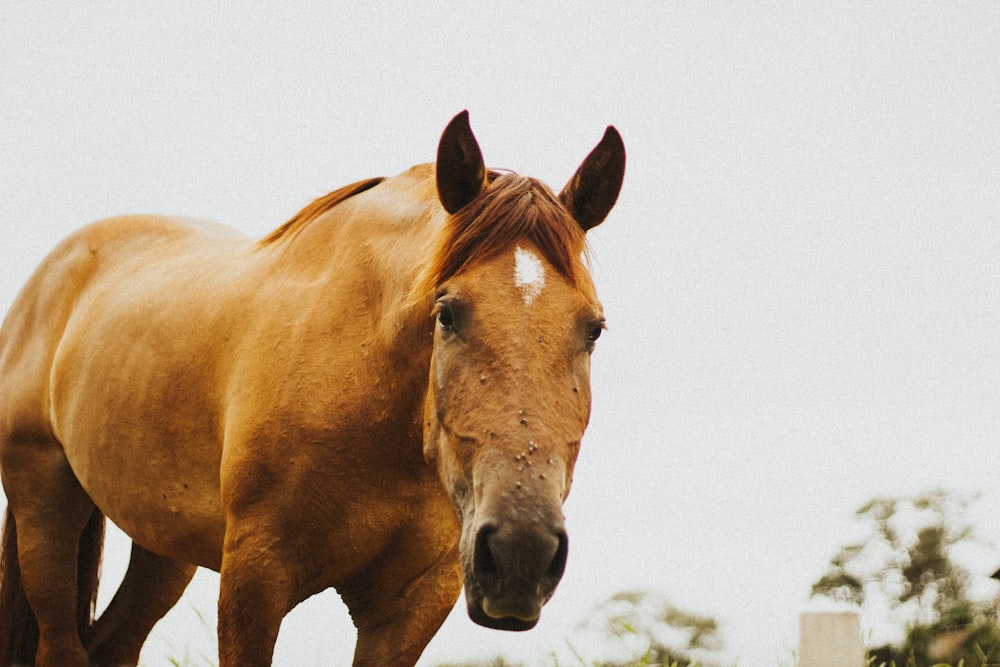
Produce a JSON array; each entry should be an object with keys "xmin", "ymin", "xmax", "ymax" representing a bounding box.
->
[{"xmin": 2, "ymin": 3, "xmax": 999, "ymax": 665}]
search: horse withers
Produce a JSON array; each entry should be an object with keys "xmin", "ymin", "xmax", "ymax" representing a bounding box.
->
[{"xmin": 0, "ymin": 111, "xmax": 625, "ymax": 666}]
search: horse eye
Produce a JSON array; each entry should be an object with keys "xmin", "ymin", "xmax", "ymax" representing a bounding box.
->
[
  {"xmin": 587, "ymin": 321, "xmax": 605, "ymax": 345},
  {"xmin": 437, "ymin": 305, "xmax": 455, "ymax": 331}
]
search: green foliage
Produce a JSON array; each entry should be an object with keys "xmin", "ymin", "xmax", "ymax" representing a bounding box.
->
[
  {"xmin": 433, "ymin": 655, "xmax": 709, "ymax": 667},
  {"xmin": 433, "ymin": 591, "xmax": 723, "ymax": 667},
  {"xmin": 568, "ymin": 590, "xmax": 723, "ymax": 667},
  {"xmin": 812, "ymin": 491, "xmax": 976, "ymax": 610},
  {"xmin": 434, "ymin": 659, "xmax": 524, "ymax": 667},
  {"xmin": 165, "ymin": 603, "xmax": 217, "ymax": 667},
  {"xmin": 812, "ymin": 490, "xmax": 1000, "ymax": 666}
]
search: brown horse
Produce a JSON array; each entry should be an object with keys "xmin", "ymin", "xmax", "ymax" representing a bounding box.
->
[{"xmin": 0, "ymin": 111, "xmax": 625, "ymax": 666}]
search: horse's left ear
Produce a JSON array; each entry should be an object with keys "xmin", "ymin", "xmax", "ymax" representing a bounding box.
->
[
  {"xmin": 559, "ymin": 126, "xmax": 626, "ymax": 232},
  {"xmin": 436, "ymin": 110, "xmax": 487, "ymax": 215}
]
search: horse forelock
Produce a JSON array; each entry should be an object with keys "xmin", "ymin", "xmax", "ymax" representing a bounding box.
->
[{"xmin": 416, "ymin": 172, "xmax": 590, "ymax": 297}]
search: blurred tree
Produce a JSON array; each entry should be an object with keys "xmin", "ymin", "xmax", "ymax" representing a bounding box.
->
[
  {"xmin": 433, "ymin": 590, "xmax": 723, "ymax": 667},
  {"xmin": 811, "ymin": 489, "xmax": 1000, "ymax": 665},
  {"xmin": 433, "ymin": 659, "xmax": 521, "ymax": 667},
  {"xmin": 569, "ymin": 590, "xmax": 723, "ymax": 667}
]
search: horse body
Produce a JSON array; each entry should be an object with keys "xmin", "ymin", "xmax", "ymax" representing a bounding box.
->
[
  {"xmin": 46, "ymin": 167, "xmax": 442, "ymax": 573},
  {"xmin": 0, "ymin": 113, "xmax": 624, "ymax": 666}
]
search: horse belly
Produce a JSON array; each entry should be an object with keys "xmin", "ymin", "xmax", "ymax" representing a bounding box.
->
[
  {"xmin": 57, "ymin": 371, "xmax": 228, "ymax": 569},
  {"xmin": 49, "ymin": 274, "xmax": 230, "ymax": 569},
  {"xmin": 55, "ymin": 368, "xmax": 228, "ymax": 569}
]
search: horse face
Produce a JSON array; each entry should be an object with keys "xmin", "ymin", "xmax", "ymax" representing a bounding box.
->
[
  {"xmin": 423, "ymin": 245, "xmax": 604, "ymax": 630},
  {"xmin": 426, "ymin": 110, "xmax": 624, "ymax": 630}
]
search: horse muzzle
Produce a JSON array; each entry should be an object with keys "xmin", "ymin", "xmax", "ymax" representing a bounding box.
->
[{"xmin": 462, "ymin": 518, "xmax": 568, "ymax": 631}]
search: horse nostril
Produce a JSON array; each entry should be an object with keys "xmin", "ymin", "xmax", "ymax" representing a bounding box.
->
[
  {"xmin": 547, "ymin": 529, "xmax": 568, "ymax": 580},
  {"xmin": 473, "ymin": 523, "xmax": 499, "ymax": 579},
  {"xmin": 472, "ymin": 522, "xmax": 567, "ymax": 591}
]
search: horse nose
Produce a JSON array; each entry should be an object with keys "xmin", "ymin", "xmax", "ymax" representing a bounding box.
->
[{"xmin": 472, "ymin": 520, "xmax": 568, "ymax": 621}]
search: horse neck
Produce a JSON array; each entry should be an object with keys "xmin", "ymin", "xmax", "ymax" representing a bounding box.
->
[{"xmin": 254, "ymin": 169, "xmax": 443, "ymax": 354}]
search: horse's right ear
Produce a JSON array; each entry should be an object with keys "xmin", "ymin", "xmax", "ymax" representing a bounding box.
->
[{"xmin": 436, "ymin": 110, "xmax": 487, "ymax": 214}]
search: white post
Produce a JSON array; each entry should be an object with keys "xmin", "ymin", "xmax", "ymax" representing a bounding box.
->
[{"xmin": 799, "ymin": 611, "xmax": 864, "ymax": 667}]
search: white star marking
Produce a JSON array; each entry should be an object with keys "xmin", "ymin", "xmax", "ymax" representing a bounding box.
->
[{"xmin": 514, "ymin": 246, "xmax": 545, "ymax": 305}]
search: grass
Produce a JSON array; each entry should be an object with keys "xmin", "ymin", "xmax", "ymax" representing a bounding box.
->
[
  {"xmin": 865, "ymin": 644, "xmax": 1000, "ymax": 667},
  {"xmin": 163, "ymin": 604, "xmax": 216, "ymax": 667}
]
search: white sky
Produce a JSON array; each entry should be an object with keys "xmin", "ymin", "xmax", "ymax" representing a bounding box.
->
[{"xmin": 2, "ymin": 3, "xmax": 999, "ymax": 666}]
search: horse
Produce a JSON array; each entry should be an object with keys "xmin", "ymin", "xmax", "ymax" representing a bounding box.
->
[{"xmin": 0, "ymin": 110, "xmax": 625, "ymax": 666}]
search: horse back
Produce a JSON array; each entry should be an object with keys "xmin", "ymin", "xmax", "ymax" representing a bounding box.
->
[
  {"xmin": 0, "ymin": 215, "xmax": 248, "ymax": 565},
  {"xmin": 2, "ymin": 214, "xmax": 243, "ymax": 427}
]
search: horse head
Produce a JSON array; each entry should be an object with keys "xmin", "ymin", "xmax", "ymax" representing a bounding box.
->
[{"xmin": 422, "ymin": 111, "xmax": 625, "ymax": 630}]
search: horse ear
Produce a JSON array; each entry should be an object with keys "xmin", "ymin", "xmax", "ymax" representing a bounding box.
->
[
  {"xmin": 436, "ymin": 110, "xmax": 487, "ymax": 214},
  {"xmin": 559, "ymin": 126, "xmax": 626, "ymax": 232}
]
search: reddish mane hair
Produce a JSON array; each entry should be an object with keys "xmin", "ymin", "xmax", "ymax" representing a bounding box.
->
[
  {"xmin": 257, "ymin": 177, "xmax": 384, "ymax": 247},
  {"xmin": 256, "ymin": 170, "xmax": 589, "ymax": 304},
  {"xmin": 419, "ymin": 172, "xmax": 589, "ymax": 295}
]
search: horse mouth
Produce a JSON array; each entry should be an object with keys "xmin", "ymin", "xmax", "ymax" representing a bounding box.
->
[
  {"xmin": 459, "ymin": 517, "xmax": 568, "ymax": 631},
  {"xmin": 466, "ymin": 596, "xmax": 541, "ymax": 631}
]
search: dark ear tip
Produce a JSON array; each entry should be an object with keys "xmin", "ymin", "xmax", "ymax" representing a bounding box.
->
[
  {"xmin": 439, "ymin": 111, "xmax": 473, "ymax": 151},
  {"xmin": 602, "ymin": 126, "xmax": 626, "ymax": 159},
  {"xmin": 601, "ymin": 126, "xmax": 626, "ymax": 195},
  {"xmin": 447, "ymin": 110, "xmax": 471, "ymax": 132}
]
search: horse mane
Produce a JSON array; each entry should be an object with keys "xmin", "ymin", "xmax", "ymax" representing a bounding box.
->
[
  {"xmin": 415, "ymin": 172, "xmax": 589, "ymax": 297},
  {"xmin": 257, "ymin": 176, "xmax": 385, "ymax": 246}
]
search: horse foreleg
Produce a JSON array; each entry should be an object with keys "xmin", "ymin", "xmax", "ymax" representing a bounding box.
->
[
  {"xmin": 1, "ymin": 441, "xmax": 98, "ymax": 667},
  {"xmin": 85, "ymin": 542, "xmax": 196, "ymax": 665},
  {"xmin": 217, "ymin": 526, "xmax": 299, "ymax": 667}
]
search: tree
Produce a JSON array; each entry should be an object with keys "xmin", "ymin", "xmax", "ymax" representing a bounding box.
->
[
  {"xmin": 567, "ymin": 590, "xmax": 724, "ymax": 667},
  {"xmin": 434, "ymin": 591, "xmax": 724, "ymax": 667},
  {"xmin": 811, "ymin": 489, "xmax": 1000, "ymax": 665},
  {"xmin": 434, "ymin": 660, "xmax": 521, "ymax": 667}
]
